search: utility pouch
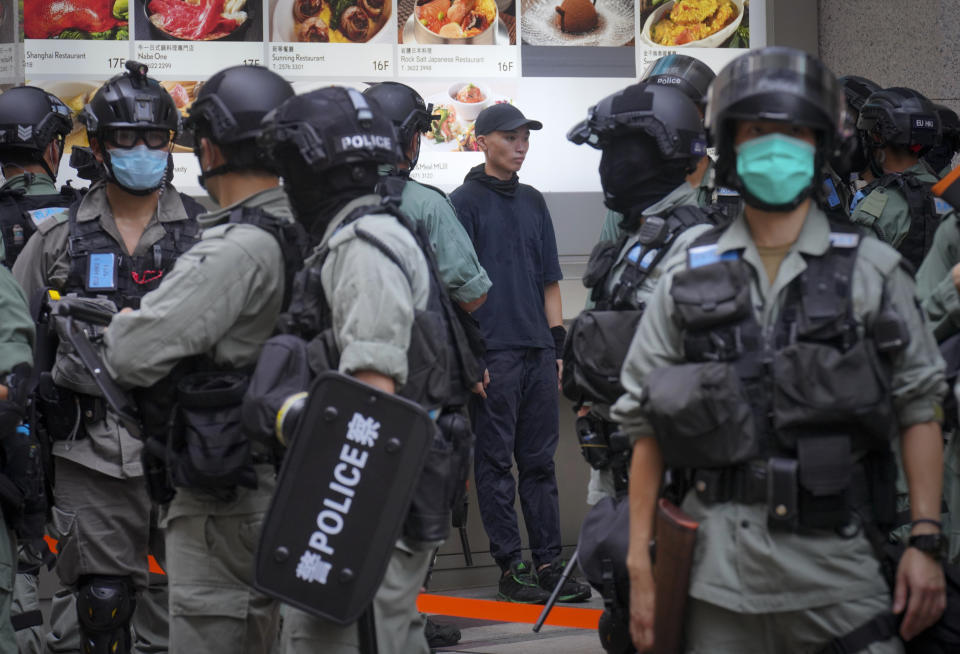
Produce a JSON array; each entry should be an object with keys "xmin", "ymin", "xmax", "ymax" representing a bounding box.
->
[
  {"xmin": 403, "ymin": 423, "xmax": 453, "ymax": 547},
  {"xmin": 767, "ymin": 457, "xmax": 799, "ymax": 531},
  {"xmin": 306, "ymin": 329, "xmax": 340, "ymax": 376},
  {"xmin": 643, "ymin": 361, "xmax": 758, "ymax": 468},
  {"xmin": 582, "ymin": 239, "xmax": 621, "ymax": 289},
  {"xmin": 401, "ymin": 308, "xmax": 450, "ymax": 410},
  {"xmin": 172, "ymin": 371, "xmax": 255, "ymax": 492},
  {"xmin": 773, "ymin": 341, "xmax": 895, "ymax": 451},
  {"xmin": 77, "ymin": 395, "xmax": 105, "ymax": 425},
  {"xmin": 242, "ymin": 334, "xmax": 312, "ymax": 447},
  {"xmin": 38, "ymin": 378, "xmax": 81, "ymax": 441},
  {"xmin": 561, "ymin": 309, "xmax": 643, "ymax": 405},
  {"xmin": 575, "ymin": 413, "xmax": 611, "ymax": 470},
  {"xmin": 439, "ymin": 411, "xmax": 474, "ymax": 517},
  {"xmin": 670, "ymin": 260, "xmax": 752, "ymax": 331},
  {"xmin": 797, "ymin": 434, "xmax": 853, "ymax": 530}
]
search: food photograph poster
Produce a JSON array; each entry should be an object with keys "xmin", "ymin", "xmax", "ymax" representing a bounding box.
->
[{"xmin": 16, "ymin": 0, "xmax": 768, "ymax": 193}]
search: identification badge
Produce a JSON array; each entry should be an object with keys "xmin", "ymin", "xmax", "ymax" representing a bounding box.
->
[
  {"xmin": 687, "ymin": 244, "xmax": 739, "ymax": 269},
  {"xmin": 935, "ymin": 197, "xmax": 954, "ymax": 216},
  {"xmin": 86, "ymin": 252, "xmax": 118, "ymax": 291},
  {"xmin": 27, "ymin": 207, "xmax": 67, "ymax": 228}
]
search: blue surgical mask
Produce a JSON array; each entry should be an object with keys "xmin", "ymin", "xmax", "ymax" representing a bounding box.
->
[
  {"xmin": 108, "ymin": 145, "xmax": 168, "ymax": 191},
  {"xmin": 736, "ymin": 133, "xmax": 816, "ymax": 207}
]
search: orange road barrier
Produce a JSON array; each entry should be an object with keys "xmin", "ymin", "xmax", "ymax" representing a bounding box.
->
[
  {"xmin": 44, "ymin": 534, "xmax": 167, "ymax": 575},
  {"xmin": 416, "ymin": 593, "xmax": 601, "ymax": 630}
]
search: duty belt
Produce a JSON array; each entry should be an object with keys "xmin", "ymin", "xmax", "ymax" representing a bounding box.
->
[{"xmin": 692, "ymin": 461, "xmax": 769, "ymax": 505}]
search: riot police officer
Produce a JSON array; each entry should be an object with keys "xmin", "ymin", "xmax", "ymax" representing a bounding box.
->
[
  {"xmin": 612, "ymin": 47, "xmax": 947, "ymax": 652},
  {"xmin": 256, "ymin": 85, "xmax": 468, "ymax": 654},
  {"xmin": 101, "ymin": 64, "xmax": 301, "ymax": 654},
  {"xmin": 850, "ymin": 87, "xmax": 946, "ymax": 268},
  {"xmin": 0, "ymin": 265, "xmax": 36, "ymax": 654},
  {"xmin": 362, "ymin": 82, "xmax": 490, "ymax": 315},
  {"xmin": 0, "ymin": 86, "xmax": 78, "ymax": 267},
  {"xmin": 12, "ymin": 61, "xmax": 202, "ymax": 654},
  {"xmin": 565, "ymin": 81, "xmax": 715, "ymax": 507},
  {"xmin": 597, "ymin": 54, "xmax": 718, "ymax": 244},
  {"xmin": 926, "ymin": 103, "xmax": 960, "ymax": 178}
]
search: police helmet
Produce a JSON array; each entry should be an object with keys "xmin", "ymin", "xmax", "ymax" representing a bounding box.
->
[
  {"xmin": 640, "ymin": 54, "xmax": 716, "ymax": 109},
  {"xmin": 362, "ymin": 82, "xmax": 435, "ymax": 168},
  {"xmin": 186, "ymin": 65, "xmax": 294, "ymax": 146},
  {"xmin": 259, "ymin": 86, "xmax": 402, "ymax": 179},
  {"xmin": 857, "ymin": 87, "xmax": 940, "ymax": 152},
  {"xmin": 568, "ymin": 82, "xmax": 706, "ymax": 169},
  {"xmin": 706, "ymin": 47, "xmax": 843, "ymax": 196},
  {"xmin": 0, "ymin": 86, "xmax": 72, "ymax": 160},
  {"xmin": 80, "ymin": 61, "xmax": 180, "ymax": 139},
  {"xmin": 838, "ymin": 75, "xmax": 881, "ymax": 115},
  {"xmin": 934, "ymin": 103, "xmax": 960, "ymax": 153}
]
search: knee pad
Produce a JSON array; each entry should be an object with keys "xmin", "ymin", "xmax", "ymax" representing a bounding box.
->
[{"xmin": 76, "ymin": 576, "xmax": 136, "ymax": 654}]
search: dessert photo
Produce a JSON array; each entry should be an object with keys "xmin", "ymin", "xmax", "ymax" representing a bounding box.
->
[
  {"xmin": 520, "ymin": 0, "xmax": 634, "ymax": 47},
  {"xmin": 271, "ymin": 0, "xmax": 394, "ymax": 43},
  {"xmin": 639, "ymin": 0, "xmax": 750, "ymax": 48},
  {"xmin": 134, "ymin": 0, "xmax": 261, "ymax": 41},
  {"xmin": 398, "ymin": 0, "xmax": 515, "ymax": 46}
]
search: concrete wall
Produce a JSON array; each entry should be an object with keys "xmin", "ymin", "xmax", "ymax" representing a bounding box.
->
[{"xmin": 819, "ymin": 0, "xmax": 958, "ymax": 113}]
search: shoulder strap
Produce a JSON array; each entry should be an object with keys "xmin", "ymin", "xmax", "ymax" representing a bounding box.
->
[
  {"xmin": 177, "ymin": 192, "xmax": 207, "ymax": 221},
  {"xmin": 228, "ymin": 206, "xmax": 308, "ymax": 312}
]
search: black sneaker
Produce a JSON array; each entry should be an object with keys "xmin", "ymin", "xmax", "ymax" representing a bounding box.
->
[
  {"xmin": 498, "ymin": 560, "xmax": 551, "ymax": 604},
  {"xmin": 536, "ymin": 558, "xmax": 592, "ymax": 603},
  {"xmin": 424, "ymin": 616, "xmax": 461, "ymax": 649}
]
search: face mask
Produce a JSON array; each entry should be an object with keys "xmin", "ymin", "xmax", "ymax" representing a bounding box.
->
[
  {"xmin": 599, "ymin": 137, "xmax": 689, "ymax": 214},
  {"xmin": 109, "ymin": 144, "xmax": 168, "ymax": 191},
  {"xmin": 736, "ymin": 133, "xmax": 815, "ymax": 207}
]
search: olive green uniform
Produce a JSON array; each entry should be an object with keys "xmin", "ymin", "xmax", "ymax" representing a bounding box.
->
[
  {"xmin": 611, "ymin": 204, "xmax": 945, "ymax": 653},
  {"xmin": 279, "ymin": 195, "xmax": 432, "ymax": 654},
  {"xmin": 13, "ymin": 183, "xmax": 192, "ymax": 653},
  {"xmin": 103, "ymin": 186, "xmax": 295, "ymax": 653},
  {"xmin": 1, "ymin": 171, "xmax": 66, "ymax": 654},
  {"xmin": 914, "ymin": 211, "xmax": 960, "ymax": 564},
  {"xmin": 397, "ymin": 176, "xmax": 491, "ymax": 304},
  {"xmin": 584, "ymin": 182, "xmax": 703, "ymax": 505},
  {"xmin": 0, "ymin": 264, "xmax": 35, "ymax": 654},
  {"xmin": 849, "ymin": 161, "xmax": 940, "ymax": 247}
]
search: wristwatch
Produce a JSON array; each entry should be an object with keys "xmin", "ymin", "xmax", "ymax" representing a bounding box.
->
[{"xmin": 908, "ymin": 533, "xmax": 948, "ymax": 562}]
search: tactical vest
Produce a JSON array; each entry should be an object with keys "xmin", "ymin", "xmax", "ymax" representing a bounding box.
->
[
  {"xmin": 561, "ymin": 205, "xmax": 719, "ymax": 407},
  {"xmin": 642, "ymin": 220, "xmax": 904, "ymax": 530},
  {"xmin": 279, "ymin": 197, "xmax": 479, "ymax": 412},
  {"xmin": 859, "ymin": 171, "xmax": 940, "ymax": 269},
  {"xmin": 63, "ymin": 194, "xmax": 201, "ymax": 309},
  {"xmin": 0, "ymin": 186, "xmax": 81, "ymax": 267}
]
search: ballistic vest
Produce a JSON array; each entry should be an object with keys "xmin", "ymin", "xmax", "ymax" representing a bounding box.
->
[
  {"xmin": 63, "ymin": 193, "xmax": 202, "ymax": 309},
  {"xmin": 0, "ymin": 186, "xmax": 81, "ymax": 267},
  {"xmin": 860, "ymin": 171, "xmax": 940, "ymax": 269},
  {"xmin": 279, "ymin": 197, "xmax": 479, "ymax": 411}
]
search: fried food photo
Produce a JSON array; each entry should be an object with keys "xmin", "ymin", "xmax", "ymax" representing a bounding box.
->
[
  {"xmin": 651, "ymin": 0, "xmax": 737, "ymax": 46},
  {"xmin": 416, "ymin": 0, "xmax": 495, "ymax": 39},
  {"xmin": 292, "ymin": 0, "xmax": 391, "ymax": 43}
]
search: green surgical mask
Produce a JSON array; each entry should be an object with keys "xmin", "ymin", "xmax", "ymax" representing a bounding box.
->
[{"xmin": 736, "ymin": 133, "xmax": 816, "ymax": 207}]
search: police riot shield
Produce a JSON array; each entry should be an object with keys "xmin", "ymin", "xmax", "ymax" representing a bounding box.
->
[{"xmin": 254, "ymin": 371, "xmax": 434, "ymax": 625}]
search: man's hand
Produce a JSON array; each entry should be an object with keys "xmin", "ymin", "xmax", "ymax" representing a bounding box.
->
[
  {"xmin": 893, "ymin": 545, "xmax": 946, "ymax": 640},
  {"xmin": 556, "ymin": 359, "xmax": 563, "ymax": 393},
  {"xmin": 628, "ymin": 555, "xmax": 656, "ymax": 651},
  {"xmin": 472, "ymin": 368, "xmax": 490, "ymax": 399},
  {"xmin": 951, "ymin": 262, "xmax": 960, "ymax": 293}
]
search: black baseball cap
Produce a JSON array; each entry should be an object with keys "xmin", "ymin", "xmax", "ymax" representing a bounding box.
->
[{"xmin": 475, "ymin": 103, "xmax": 543, "ymax": 136}]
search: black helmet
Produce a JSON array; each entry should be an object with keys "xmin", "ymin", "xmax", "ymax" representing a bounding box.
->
[
  {"xmin": 857, "ymin": 87, "xmax": 940, "ymax": 151},
  {"xmin": 186, "ymin": 65, "xmax": 294, "ymax": 145},
  {"xmin": 934, "ymin": 104, "xmax": 960, "ymax": 149},
  {"xmin": 640, "ymin": 54, "xmax": 716, "ymax": 109},
  {"xmin": 0, "ymin": 86, "xmax": 72, "ymax": 156},
  {"xmin": 362, "ymin": 82, "xmax": 434, "ymax": 170},
  {"xmin": 706, "ymin": 47, "xmax": 843, "ymax": 207},
  {"xmin": 80, "ymin": 61, "xmax": 180, "ymax": 138},
  {"xmin": 260, "ymin": 86, "xmax": 401, "ymax": 178},
  {"xmin": 839, "ymin": 75, "xmax": 881, "ymax": 115},
  {"xmin": 568, "ymin": 81, "xmax": 706, "ymax": 165}
]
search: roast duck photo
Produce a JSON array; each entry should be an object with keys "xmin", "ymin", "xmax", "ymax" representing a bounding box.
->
[{"xmin": 25, "ymin": 0, "xmax": 129, "ymax": 39}]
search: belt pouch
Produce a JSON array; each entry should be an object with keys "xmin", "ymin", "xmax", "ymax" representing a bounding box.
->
[
  {"xmin": 767, "ymin": 457, "xmax": 799, "ymax": 530},
  {"xmin": 797, "ymin": 434, "xmax": 852, "ymax": 530}
]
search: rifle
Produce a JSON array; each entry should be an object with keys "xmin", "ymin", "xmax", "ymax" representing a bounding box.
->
[{"xmin": 648, "ymin": 497, "xmax": 699, "ymax": 654}]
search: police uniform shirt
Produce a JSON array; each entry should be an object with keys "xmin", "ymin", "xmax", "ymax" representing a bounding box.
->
[
  {"xmin": 314, "ymin": 194, "xmax": 430, "ymax": 387},
  {"xmin": 12, "ymin": 181, "xmax": 194, "ymax": 479},
  {"xmin": 849, "ymin": 161, "xmax": 940, "ymax": 247},
  {"xmin": 397, "ymin": 177, "xmax": 491, "ymax": 305},
  {"xmin": 610, "ymin": 203, "xmax": 946, "ymax": 613},
  {"xmin": 916, "ymin": 211, "xmax": 960, "ymax": 341},
  {"xmin": 0, "ymin": 265, "xmax": 34, "ymax": 375}
]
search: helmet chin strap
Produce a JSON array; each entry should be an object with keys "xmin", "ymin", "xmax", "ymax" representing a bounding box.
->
[{"xmin": 196, "ymin": 163, "xmax": 237, "ymax": 189}]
